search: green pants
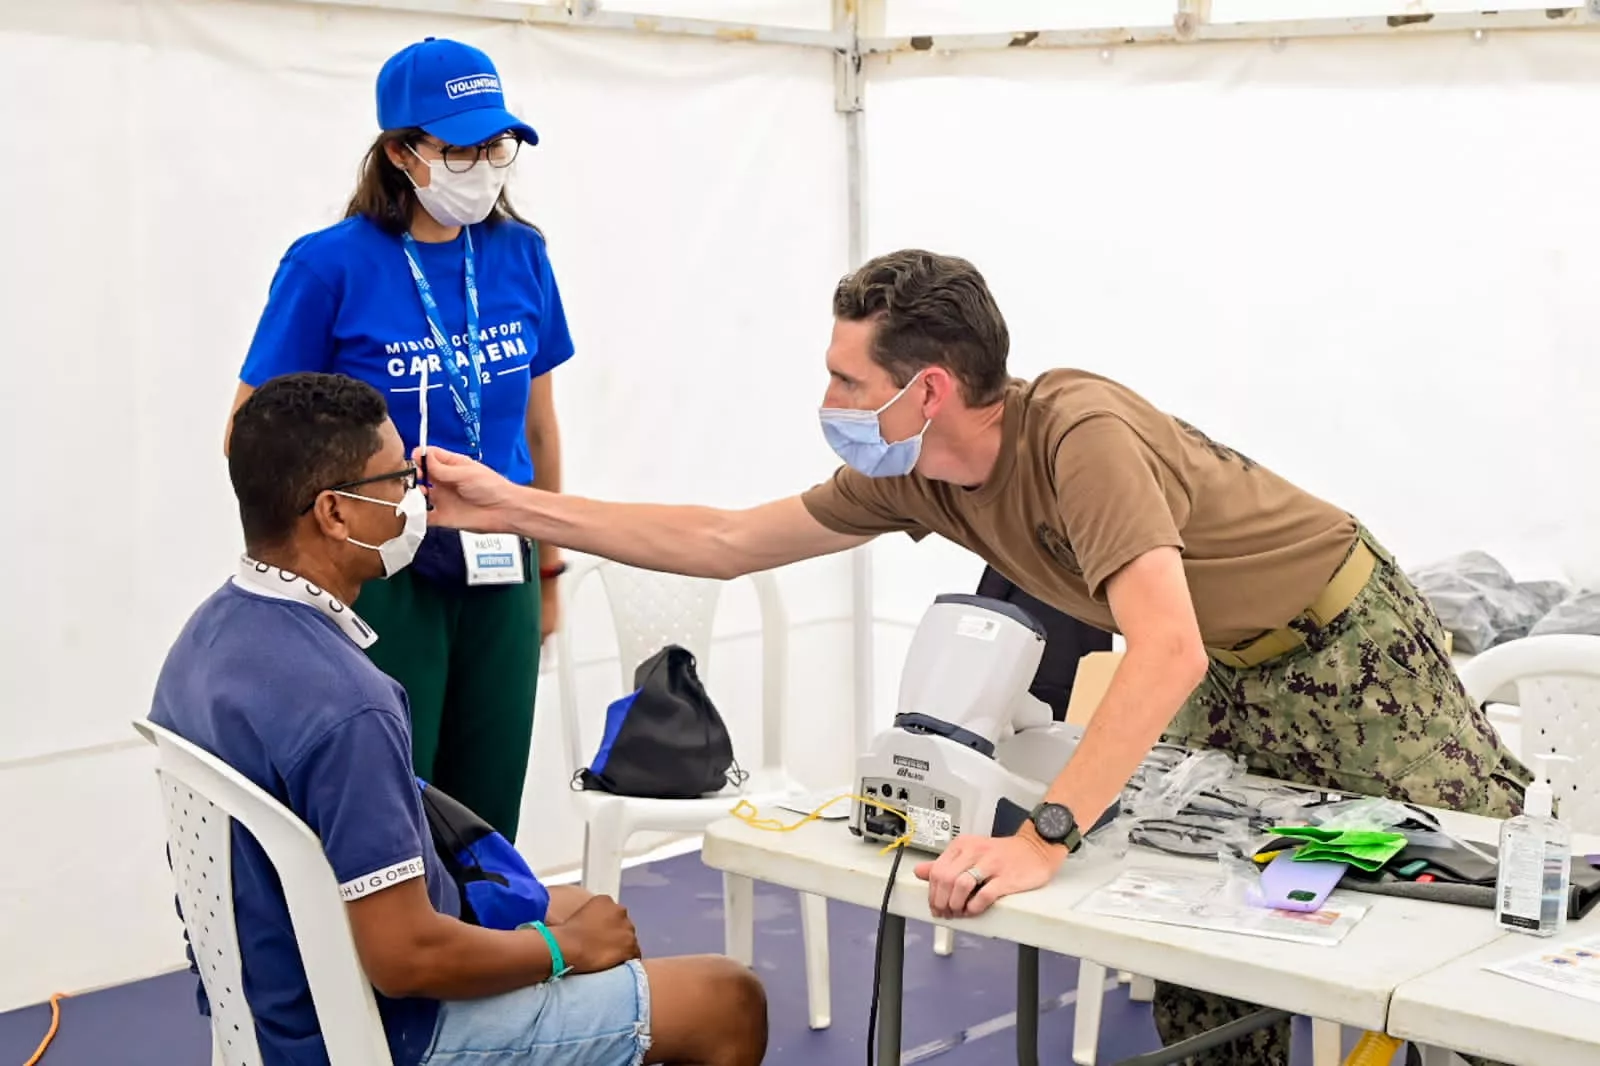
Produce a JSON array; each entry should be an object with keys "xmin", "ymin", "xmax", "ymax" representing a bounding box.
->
[
  {"xmin": 354, "ymin": 562, "xmax": 542, "ymax": 844},
  {"xmin": 1155, "ymin": 529, "xmax": 1529, "ymax": 1066}
]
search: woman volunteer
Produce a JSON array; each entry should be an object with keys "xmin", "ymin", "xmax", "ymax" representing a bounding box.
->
[{"xmin": 224, "ymin": 38, "xmax": 573, "ymax": 842}]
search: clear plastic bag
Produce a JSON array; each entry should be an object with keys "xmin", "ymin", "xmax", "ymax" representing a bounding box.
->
[
  {"xmin": 1094, "ymin": 748, "xmax": 1313, "ymax": 866},
  {"xmin": 1217, "ymin": 849, "xmax": 1268, "ymax": 905},
  {"xmin": 1088, "ymin": 748, "xmax": 1234, "ymax": 861},
  {"xmin": 1409, "ymin": 550, "xmax": 1572, "ymax": 653},
  {"xmin": 1520, "ymin": 580, "xmax": 1572, "ymax": 620},
  {"xmin": 1307, "ymin": 796, "xmax": 1412, "ymax": 832},
  {"xmin": 1529, "ymin": 589, "xmax": 1600, "ymax": 638},
  {"xmin": 1125, "ymin": 749, "xmax": 1240, "ymax": 821},
  {"xmin": 1308, "ymin": 796, "xmax": 1498, "ymax": 864}
]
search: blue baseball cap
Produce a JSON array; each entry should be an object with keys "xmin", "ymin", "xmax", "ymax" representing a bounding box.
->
[{"xmin": 376, "ymin": 37, "xmax": 539, "ymax": 147}]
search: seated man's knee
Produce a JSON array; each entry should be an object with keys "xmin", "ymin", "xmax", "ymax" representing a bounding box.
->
[
  {"xmin": 719, "ymin": 961, "xmax": 767, "ymax": 1039},
  {"xmin": 697, "ymin": 958, "xmax": 766, "ymax": 1063},
  {"xmin": 644, "ymin": 956, "xmax": 767, "ymax": 1066}
]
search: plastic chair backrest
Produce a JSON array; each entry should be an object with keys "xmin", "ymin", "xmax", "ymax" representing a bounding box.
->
[
  {"xmin": 1456, "ymin": 634, "xmax": 1600, "ymax": 833},
  {"xmin": 133, "ymin": 720, "xmax": 395, "ymax": 1066},
  {"xmin": 555, "ymin": 559, "xmax": 788, "ymax": 784}
]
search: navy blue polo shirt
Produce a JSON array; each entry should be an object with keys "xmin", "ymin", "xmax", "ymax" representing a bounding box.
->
[{"xmin": 148, "ymin": 567, "xmax": 460, "ymax": 1066}]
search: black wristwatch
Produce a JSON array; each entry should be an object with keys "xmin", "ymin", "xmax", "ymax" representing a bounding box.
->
[{"xmin": 1029, "ymin": 802, "xmax": 1083, "ymax": 853}]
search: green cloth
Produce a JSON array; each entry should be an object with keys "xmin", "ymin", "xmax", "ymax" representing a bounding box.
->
[
  {"xmin": 354, "ymin": 562, "xmax": 542, "ymax": 844},
  {"xmin": 1268, "ymin": 825, "xmax": 1408, "ymax": 872}
]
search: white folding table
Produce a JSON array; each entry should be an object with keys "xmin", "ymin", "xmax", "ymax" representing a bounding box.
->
[
  {"xmin": 701, "ymin": 811, "xmax": 1516, "ymax": 1065},
  {"xmin": 1388, "ymin": 910, "xmax": 1600, "ymax": 1066}
]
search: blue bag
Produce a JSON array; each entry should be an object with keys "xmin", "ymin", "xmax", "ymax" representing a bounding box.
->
[{"xmin": 418, "ymin": 778, "xmax": 550, "ymax": 930}]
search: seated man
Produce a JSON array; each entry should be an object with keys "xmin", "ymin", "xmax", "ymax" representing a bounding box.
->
[{"xmin": 148, "ymin": 372, "xmax": 767, "ymax": 1066}]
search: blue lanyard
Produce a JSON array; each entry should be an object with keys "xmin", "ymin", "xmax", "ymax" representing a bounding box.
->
[{"xmin": 401, "ymin": 228, "xmax": 483, "ymax": 459}]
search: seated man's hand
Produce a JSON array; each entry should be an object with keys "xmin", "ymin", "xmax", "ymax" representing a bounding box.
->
[
  {"xmin": 416, "ymin": 445, "xmax": 517, "ymax": 532},
  {"xmin": 915, "ymin": 832, "xmax": 1065, "ymax": 918},
  {"xmin": 553, "ymin": 894, "xmax": 642, "ymax": 974}
]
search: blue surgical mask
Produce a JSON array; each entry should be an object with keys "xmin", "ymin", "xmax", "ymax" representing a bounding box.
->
[{"xmin": 818, "ymin": 372, "xmax": 930, "ymax": 478}]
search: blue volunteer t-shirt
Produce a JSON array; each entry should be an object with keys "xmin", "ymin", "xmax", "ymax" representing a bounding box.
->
[
  {"xmin": 238, "ymin": 215, "xmax": 575, "ymax": 484},
  {"xmin": 149, "ymin": 579, "xmax": 461, "ymax": 1066}
]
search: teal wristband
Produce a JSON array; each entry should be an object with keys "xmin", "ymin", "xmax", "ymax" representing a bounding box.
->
[{"xmin": 521, "ymin": 920, "xmax": 571, "ymax": 981}]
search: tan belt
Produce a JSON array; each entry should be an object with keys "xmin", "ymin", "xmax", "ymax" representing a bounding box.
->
[{"xmin": 1206, "ymin": 540, "xmax": 1377, "ymax": 670}]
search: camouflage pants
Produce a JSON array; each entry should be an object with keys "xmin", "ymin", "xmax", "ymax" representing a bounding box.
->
[{"xmin": 1153, "ymin": 530, "xmax": 1530, "ymax": 1066}]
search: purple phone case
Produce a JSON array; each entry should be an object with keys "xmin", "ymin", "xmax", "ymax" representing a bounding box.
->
[{"xmin": 1253, "ymin": 851, "xmax": 1348, "ymax": 912}]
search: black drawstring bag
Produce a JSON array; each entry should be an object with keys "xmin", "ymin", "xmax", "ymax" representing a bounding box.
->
[{"xmin": 575, "ymin": 644, "xmax": 746, "ymax": 799}]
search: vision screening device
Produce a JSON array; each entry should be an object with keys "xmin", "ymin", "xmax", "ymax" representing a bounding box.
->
[{"xmin": 850, "ymin": 594, "xmax": 1118, "ymax": 855}]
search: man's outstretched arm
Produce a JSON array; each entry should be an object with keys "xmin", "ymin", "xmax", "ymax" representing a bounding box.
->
[
  {"xmin": 420, "ymin": 446, "xmax": 873, "ymax": 579},
  {"xmin": 506, "ymin": 492, "xmax": 871, "ymax": 580}
]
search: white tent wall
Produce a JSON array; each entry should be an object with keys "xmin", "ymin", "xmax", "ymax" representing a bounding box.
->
[
  {"xmin": 862, "ymin": 23, "xmax": 1600, "ymax": 707},
  {"xmin": 0, "ymin": 0, "xmax": 849, "ymax": 1011}
]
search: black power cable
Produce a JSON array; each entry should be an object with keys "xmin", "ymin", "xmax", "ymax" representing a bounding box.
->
[{"xmin": 865, "ymin": 840, "xmax": 908, "ymax": 1066}]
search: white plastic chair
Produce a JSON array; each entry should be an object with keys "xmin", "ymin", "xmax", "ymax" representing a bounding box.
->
[
  {"xmin": 1375, "ymin": 634, "xmax": 1600, "ymax": 1066},
  {"xmin": 553, "ymin": 558, "xmax": 832, "ymax": 1029},
  {"xmin": 1071, "ymin": 961, "xmax": 1153, "ymax": 1066},
  {"xmin": 1457, "ymin": 633, "xmax": 1600, "ymax": 832},
  {"xmin": 132, "ymin": 720, "xmax": 394, "ymax": 1066}
]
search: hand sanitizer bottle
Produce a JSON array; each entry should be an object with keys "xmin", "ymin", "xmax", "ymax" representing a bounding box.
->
[{"xmin": 1495, "ymin": 753, "xmax": 1574, "ymax": 937}]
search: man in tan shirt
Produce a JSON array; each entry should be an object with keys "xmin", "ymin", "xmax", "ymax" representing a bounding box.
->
[{"xmin": 418, "ymin": 249, "xmax": 1525, "ymax": 1066}]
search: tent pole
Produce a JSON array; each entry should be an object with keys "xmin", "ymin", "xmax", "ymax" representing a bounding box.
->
[{"xmin": 835, "ymin": 0, "xmax": 880, "ymax": 761}]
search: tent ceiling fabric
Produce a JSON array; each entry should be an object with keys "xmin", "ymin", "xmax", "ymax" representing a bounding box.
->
[{"xmin": 277, "ymin": 0, "xmax": 1600, "ymax": 52}]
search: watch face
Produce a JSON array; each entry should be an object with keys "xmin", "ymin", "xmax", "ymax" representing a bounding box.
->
[{"xmin": 1035, "ymin": 803, "xmax": 1074, "ymax": 841}]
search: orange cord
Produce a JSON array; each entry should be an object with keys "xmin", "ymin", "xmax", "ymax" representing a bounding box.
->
[{"xmin": 22, "ymin": 992, "xmax": 66, "ymax": 1066}]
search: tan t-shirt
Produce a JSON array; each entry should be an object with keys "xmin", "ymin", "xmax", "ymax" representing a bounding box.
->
[{"xmin": 801, "ymin": 370, "xmax": 1358, "ymax": 649}]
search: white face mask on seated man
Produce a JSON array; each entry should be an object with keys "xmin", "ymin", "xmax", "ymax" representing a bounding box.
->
[{"xmin": 340, "ymin": 484, "xmax": 429, "ymax": 578}]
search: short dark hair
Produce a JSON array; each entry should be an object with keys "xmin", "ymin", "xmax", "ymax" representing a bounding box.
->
[
  {"xmin": 831, "ymin": 249, "xmax": 1010, "ymax": 406},
  {"xmin": 229, "ymin": 373, "xmax": 389, "ymax": 551}
]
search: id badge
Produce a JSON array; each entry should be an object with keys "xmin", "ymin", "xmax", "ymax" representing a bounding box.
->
[{"xmin": 461, "ymin": 532, "xmax": 527, "ymax": 586}]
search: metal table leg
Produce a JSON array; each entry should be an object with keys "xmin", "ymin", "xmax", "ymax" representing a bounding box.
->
[
  {"xmin": 1017, "ymin": 944, "xmax": 1040, "ymax": 1066},
  {"xmin": 876, "ymin": 914, "xmax": 906, "ymax": 1064},
  {"xmin": 1109, "ymin": 1007, "xmax": 1292, "ymax": 1066}
]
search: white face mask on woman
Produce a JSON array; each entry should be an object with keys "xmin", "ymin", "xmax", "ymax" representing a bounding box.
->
[{"xmin": 407, "ymin": 146, "xmax": 509, "ymax": 227}]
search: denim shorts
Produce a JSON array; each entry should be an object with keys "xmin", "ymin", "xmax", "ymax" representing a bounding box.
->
[{"xmin": 419, "ymin": 959, "xmax": 652, "ymax": 1066}]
